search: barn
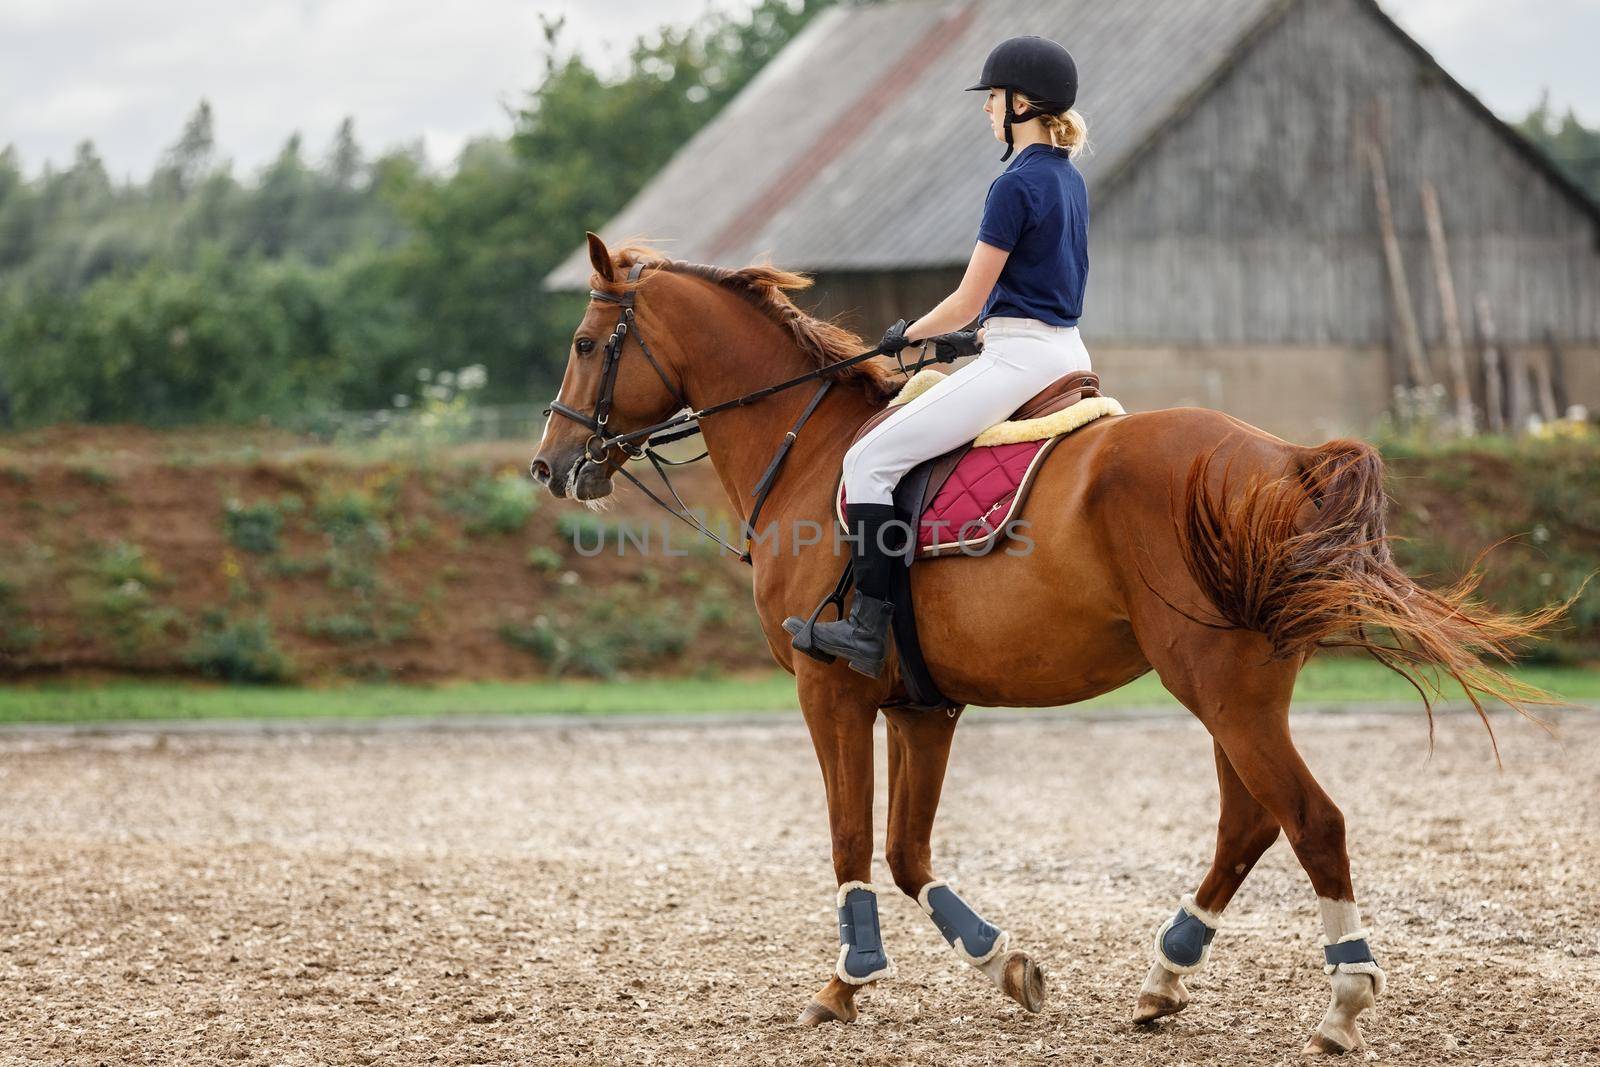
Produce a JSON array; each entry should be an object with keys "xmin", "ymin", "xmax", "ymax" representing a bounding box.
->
[{"xmin": 545, "ymin": 0, "xmax": 1600, "ymax": 439}]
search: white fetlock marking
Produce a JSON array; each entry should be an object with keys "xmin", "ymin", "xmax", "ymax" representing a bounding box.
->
[
  {"xmin": 1317, "ymin": 898, "xmax": 1362, "ymax": 942},
  {"xmin": 1152, "ymin": 892, "xmax": 1221, "ymax": 975},
  {"xmin": 1327, "ymin": 959, "xmax": 1386, "ymax": 1000},
  {"xmin": 973, "ymin": 932, "xmax": 1014, "ymax": 987},
  {"xmin": 1314, "ymin": 898, "xmax": 1383, "ymax": 1047},
  {"xmin": 1317, "ymin": 900, "xmax": 1384, "ymax": 999},
  {"xmin": 1139, "ymin": 960, "xmax": 1187, "ymax": 1001},
  {"xmin": 1317, "ymin": 969, "xmax": 1379, "ymax": 1049}
]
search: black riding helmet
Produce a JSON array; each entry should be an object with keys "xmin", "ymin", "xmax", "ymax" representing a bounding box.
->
[{"xmin": 967, "ymin": 35, "xmax": 1078, "ymax": 161}]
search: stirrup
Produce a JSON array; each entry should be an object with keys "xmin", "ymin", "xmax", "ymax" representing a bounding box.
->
[{"xmin": 783, "ymin": 558, "xmax": 855, "ymax": 665}]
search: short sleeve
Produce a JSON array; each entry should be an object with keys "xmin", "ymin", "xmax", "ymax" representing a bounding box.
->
[{"xmin": 976, "ymin": 173, "xmax": 1031, "ymax": 252}]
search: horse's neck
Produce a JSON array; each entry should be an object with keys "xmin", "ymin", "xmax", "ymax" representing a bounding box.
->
[{"xmin": 686, "ymin": 342, "xmax": 879, "ymax": 538}]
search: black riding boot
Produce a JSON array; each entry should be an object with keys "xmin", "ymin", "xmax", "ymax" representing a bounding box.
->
[{"xmin": 783, "ymin": 502, "xmax": 903, "ymax": 678}]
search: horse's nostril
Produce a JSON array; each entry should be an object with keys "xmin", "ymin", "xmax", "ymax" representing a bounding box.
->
[{"xmin": 529, "ymin": 458, "xmax": 551, "ymax": 485}]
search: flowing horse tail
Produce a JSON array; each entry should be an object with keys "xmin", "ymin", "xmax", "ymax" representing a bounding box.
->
[{"xmin": 1174, "ymin": 438, "xmax": 1567, "ymax": 757}]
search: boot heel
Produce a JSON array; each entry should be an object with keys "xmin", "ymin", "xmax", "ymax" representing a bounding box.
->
[
  {"xmin": 783, "ymin": 616, "xmax": 837, "ymax": 664},
  {"xmin": 846, "ymin": 655, "xmax": 887, "ymax": 679}
]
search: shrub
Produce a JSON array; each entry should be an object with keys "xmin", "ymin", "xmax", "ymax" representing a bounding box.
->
[
  {"xmin": 0, "ymin": 579, "xmax": 40, "ymax": 655},
  {"xmin": 446, "ymin": 472, "xmax": 539, "ymax": 535},
  {"xmin": 499, "ymin": 591, "xmax": 698, "ymax": 679},
  {"xmin": 302, "ymin": 612, "xmax": 377, "ymax": 643},
  {"xmin": 92, "ymin": 541, "xmax": 162, "ymax": 588},
  {"xmin": 76, "ymin": 543, "xmax": 181, "ymax": 659},
  {"xmin": 67, "ymin": 463, "xmax": 115, "ymax": 486},
  {"xmin": 526, "ymin": 545, "xmax": 562, "ymax": 572},
  {"xmin": 184, "ymin": 613, "xmax": 291, "ymax": 683},
  {"xmin": 314, "ymin": 489, "xmax": 385, "ymax": 541},
  {"xmin": 223, "ymin": 499, "xmax": 284, "ymax": 554}
]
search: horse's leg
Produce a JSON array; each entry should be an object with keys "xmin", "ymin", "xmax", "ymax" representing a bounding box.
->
[
  {"xmin": 1153, "ymin": 643, "xmax": 1386, "ymax": 1054},
  {"xmin": 794, "ymin": 664, "xmax": 893, "ymax": 1027},
  {"xmin": 1212, "ymin": 715, "xmax": 1384, "ymax": 1055},
  {"xmin": 882, "ymin": 707, "xmax": 1047, "ymax": 1013},
  {"xmin": 1133, "ymin": 740, "xmax": 1280, "ymax": 1023}
]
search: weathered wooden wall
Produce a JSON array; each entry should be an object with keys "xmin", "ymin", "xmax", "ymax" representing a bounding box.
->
[
  {"xmin": 788, "ymin": 0, "xmax": 1600, "ymax": 436},
  {"xmin": 1089, "ymin": 0, "xmax": 1600, "ymax": 347}
]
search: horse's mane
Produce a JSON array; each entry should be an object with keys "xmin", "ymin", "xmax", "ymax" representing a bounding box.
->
[{"xmin": 595, "ymin": 243, "xmax": 899, "ymax": 404}]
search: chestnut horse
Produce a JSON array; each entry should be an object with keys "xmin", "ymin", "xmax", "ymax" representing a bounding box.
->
[{"xmin": 530, "ymin": 235, "xmax": 1553, "ymax": 1055}]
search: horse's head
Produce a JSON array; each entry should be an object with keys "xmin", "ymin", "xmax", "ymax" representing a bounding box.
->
[{"xmin": 531, "ymin": 233, "xmax": 689, "ymax": 502}]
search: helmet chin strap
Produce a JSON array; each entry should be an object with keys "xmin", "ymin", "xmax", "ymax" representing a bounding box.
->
[{"xmin": 999, "ymin": 86, "xmax": 1049, "ymax": 162}]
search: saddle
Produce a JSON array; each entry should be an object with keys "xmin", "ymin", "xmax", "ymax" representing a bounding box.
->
[
  {"xmin": 839, "ymin": 369, "xmax": 1124, "ymax": 558},
  {"xmin": 830, "ymin": 367, "xmax": 1125, "ymax": 714}
]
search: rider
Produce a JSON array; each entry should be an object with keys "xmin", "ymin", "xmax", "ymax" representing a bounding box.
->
[{"xmin": 785, "ymin": 34, "xmax": 1092, "ymax": 678}]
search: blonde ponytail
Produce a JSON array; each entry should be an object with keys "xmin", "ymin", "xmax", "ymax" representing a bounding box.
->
[
  {"xmin": 1042, "ymin": 109, "xmax": 1089, "ymax": 158},
  {"xmin": 1014, "ymin": 92, "xmax": 1090, "ymax": 158}
]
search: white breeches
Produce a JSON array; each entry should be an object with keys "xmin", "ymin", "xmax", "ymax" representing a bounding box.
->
[{"xmin": 842, "ymin": 317, "xmax": 1093, "ymax": 505}]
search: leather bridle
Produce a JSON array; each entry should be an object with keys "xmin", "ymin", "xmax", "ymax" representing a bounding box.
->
[
  {"xmin": 539, "ymin": 261, "xmax": 980, "ymax": 565},
  {"xmin": 545, "ymin": 263, "xmax": 688, "ymax": 465}
]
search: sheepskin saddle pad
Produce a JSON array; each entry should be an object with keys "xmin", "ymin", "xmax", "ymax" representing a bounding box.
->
[{"xmin": 837, "ymin": 368, "xmax": 1124, "ymax": 559}]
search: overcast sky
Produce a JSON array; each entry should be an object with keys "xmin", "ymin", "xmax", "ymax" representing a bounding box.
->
[{"xmin": 3, "ymin": 0, "xmax": 1596, "ymax": 181}]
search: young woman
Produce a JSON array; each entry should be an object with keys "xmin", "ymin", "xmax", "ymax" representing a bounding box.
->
[{"xmin": 785, "ymin": 34, "xmax": 1091, "ymax": 678}]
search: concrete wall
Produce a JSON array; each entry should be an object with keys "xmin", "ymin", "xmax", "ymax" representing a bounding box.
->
[{"xmin": 1085, "ymin": 344, "xmax": 1388, "ymax": 441}]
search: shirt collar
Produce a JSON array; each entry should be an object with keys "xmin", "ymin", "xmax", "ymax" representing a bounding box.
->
[{"xmin": 1006, "ymin": 142, "xmax": 1068, "ymax": 169}]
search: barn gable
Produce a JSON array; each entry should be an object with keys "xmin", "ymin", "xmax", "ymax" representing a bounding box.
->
[
  {"xmin": 1089, "ymin": 0, "xmax": 1600, "ymax": 346},
  {"xmin": 544, "ymin": 0, "xmax": 1286, "ymax": 286}
]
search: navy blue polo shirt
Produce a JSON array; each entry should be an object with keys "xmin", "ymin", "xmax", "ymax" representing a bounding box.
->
[{"xmin": 975, "ymin": 142, "xmax": 1089, "ymax": 327}]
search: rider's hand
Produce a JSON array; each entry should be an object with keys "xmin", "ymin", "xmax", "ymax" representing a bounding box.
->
[
  {"xmin": 879, "ymin": 319, "xmax": 913, "ymax": 356},
  {"xmin": 976, "ymin": 326, "xmax": 987, "ymax": 347}
]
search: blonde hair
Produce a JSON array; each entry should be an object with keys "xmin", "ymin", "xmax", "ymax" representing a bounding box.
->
[{"xmin": 1015, "ymin": 93, "xmax": 1089, "ymax": 158}]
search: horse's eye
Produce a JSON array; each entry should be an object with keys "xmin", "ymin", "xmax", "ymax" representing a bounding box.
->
[{"xmin": 575, "ymin": 338, "xmax": 596, "ymax": 356}]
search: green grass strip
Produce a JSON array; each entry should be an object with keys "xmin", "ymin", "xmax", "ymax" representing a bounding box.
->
[{"xmin": 0, "ymin": 658, "xmax": 1595, "ymax": 725}]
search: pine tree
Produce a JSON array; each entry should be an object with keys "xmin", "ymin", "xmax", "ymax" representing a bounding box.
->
[{"xmin": 153, "ymin": 100, "xmax": 219, "ymax": 199}]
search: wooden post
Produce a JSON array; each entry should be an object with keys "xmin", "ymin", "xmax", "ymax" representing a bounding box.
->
[
  {"xmin": 1420, "ymin": 181, "xmax": 1474, "ymax": 434},
  {"xmin": 1475, "ymin": 294, "xmax": 1505, "ymax": 434},
  {"xmin": 1545, "ymin": 329, "xmax": 1571, "ymax": 416},
  {"xmin": 1506, "ymin": 344, "xmax": 1531, "ymax": 435},
  {"xmin": 1364, "ymin": 138, "xmax": 1432, "ymax": 391},
  {"xmin": 1532, "ymin": 349, "xmax": 1559, "ymax": 423}
]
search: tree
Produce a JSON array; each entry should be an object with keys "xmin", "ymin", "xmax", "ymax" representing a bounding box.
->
[
  {"xmin": 1516, "ymin": 93, "xmax": 1600, "ymax": 201},
  {"xmin": 0, "ymin": 0, "xmax": 843, "ymax": 427},
  {"xmin": 323, "ymin": 117, "xmax": 363, "ymax": 191},
  {"xmin": 153, "ymin": 100, "xmax": 220, "ymax": 200}
]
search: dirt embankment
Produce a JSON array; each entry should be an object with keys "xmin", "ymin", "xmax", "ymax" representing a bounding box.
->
[
  {"xmin": 0, "ymin": 427, "xmax": 760, "ymax": 683},
  {"xmin": 0, "ymin": 426, "xmax": 1595, "ymax": 683}
]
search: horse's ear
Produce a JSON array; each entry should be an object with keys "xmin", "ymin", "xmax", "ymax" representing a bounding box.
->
[{"xmin": 586, "ymin": 232, "xmax": 616, "ymax": 284}]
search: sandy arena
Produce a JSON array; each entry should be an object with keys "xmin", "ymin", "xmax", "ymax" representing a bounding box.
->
[{"xmin": 0, "ymin": 707, "xmax": 1596, "ymax": 1066}]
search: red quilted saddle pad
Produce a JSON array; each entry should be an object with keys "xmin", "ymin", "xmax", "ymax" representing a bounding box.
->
[{"xmin": 837, "ymin": 439, "xmax": 1054, "ymax": 557}]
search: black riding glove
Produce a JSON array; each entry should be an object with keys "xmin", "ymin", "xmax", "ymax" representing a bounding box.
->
[{"xmin": 879, "ymin": 319, "xmax": 913, "ymax": 356}]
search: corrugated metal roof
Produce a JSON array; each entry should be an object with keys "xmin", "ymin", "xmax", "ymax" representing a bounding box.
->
[{"xmin": 545, "ymin": 0, "xmax": 1285, "ymax": 289}]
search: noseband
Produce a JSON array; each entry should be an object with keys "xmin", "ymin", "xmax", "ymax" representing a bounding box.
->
[{"xmin": 539, "ymin": 260, "xmax": 981, "ymax": 565}]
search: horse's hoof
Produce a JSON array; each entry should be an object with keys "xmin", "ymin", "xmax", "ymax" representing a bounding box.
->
[
  {"xmin": 1001, "ymin": 952, "xmax": 1047, "ymax": 1014},
  {"xmin": 1301, "ymin": 1031, "xmax": 1355, "ymax": 1056},
  {"xmin": 1132, "ymin": 992, "xmax": 1188, "ymax": 1025},
  {"xmin": 796, "ymin": 997, "xmax": 855, "ymax": 1027}
]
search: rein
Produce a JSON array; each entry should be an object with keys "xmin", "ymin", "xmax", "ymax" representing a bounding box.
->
[{"xmin": 540, "ymin": 262, "xmax": 979, "ymax": 565}]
